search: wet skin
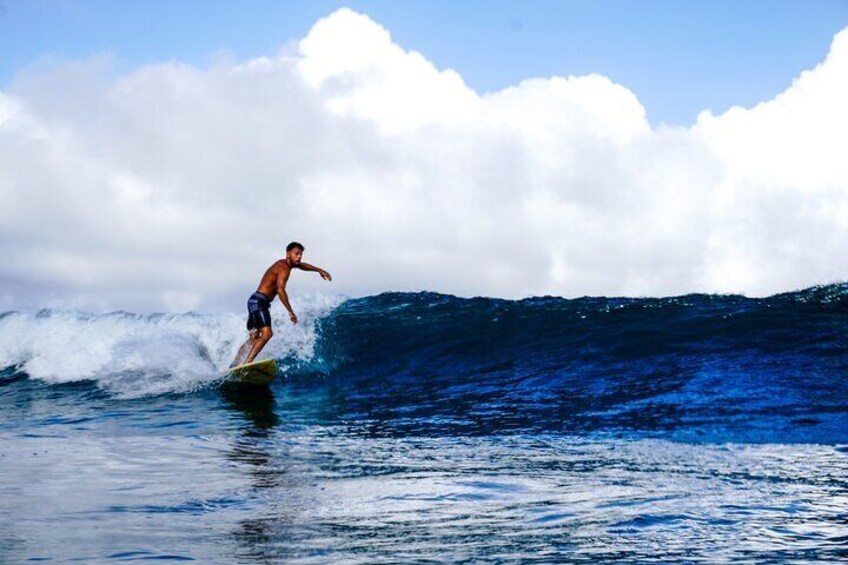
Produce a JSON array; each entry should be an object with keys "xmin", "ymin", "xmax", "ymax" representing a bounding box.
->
[{"xmin": 232, "ymin": 248, "xmax": 332, "ymax": 366}]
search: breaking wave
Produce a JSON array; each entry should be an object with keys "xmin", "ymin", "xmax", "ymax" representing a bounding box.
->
[{"xmin": 2, "ymin": 284, "xmax": 847, "ymax": 442}]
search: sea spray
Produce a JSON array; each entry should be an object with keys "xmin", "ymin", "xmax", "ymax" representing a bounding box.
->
[{"xmin": 0, "ymin": 293, "xmax": 344, "ymax": 397}]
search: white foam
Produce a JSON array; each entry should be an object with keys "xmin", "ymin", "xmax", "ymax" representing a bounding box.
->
[{"xmin": 0, "ymin": 293, "xmax": 345, "ymax": 398}]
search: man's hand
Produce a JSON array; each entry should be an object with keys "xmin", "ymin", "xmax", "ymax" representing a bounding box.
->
[
  {"xmin": 319, "ymin": 269, "xmax": 332, "ymax": 281},
  {"xmin": 290, "ymin": 312, "xmax": 298, "ymax": 325}
]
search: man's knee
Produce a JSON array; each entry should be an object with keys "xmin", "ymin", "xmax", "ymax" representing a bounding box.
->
[{"xmin": 259, "ymin": 327, "xmax": 273, "ymax": 341}]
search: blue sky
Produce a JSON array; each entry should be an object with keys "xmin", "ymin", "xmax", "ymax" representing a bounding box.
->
[
  {"xmin": 1, "ymin": 1, "xmax": 848, "ymax": 309},
  {"xmin": 2, "ymin": 0, "xmax": 847, "ymax": 125}
]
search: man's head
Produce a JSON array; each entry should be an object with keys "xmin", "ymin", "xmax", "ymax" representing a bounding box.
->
[{"xmin": 286, "ymin": 241, "xmax": 304, "ymax": 265}]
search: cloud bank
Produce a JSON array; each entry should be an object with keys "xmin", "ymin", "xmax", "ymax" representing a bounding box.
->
[{"xmin": 1, "ymin": 9, "xmax": 846, "ymax": 311}]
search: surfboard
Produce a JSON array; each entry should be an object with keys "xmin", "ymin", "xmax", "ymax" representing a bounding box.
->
[{"xmin": 225, "ymin": 358, "xmax": 277, "ymax": 386}]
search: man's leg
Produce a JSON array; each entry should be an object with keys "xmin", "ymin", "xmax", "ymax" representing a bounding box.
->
[
  {"xmin": 230, "ymin": 329, "xmax": 260, "ymax": 368},
  {"xmin": 244, "ymin": 325, "xmax": 273, "ymax": 364}
]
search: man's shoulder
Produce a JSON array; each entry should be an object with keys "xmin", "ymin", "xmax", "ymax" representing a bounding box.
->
[{"xmin": 272, "ymin": 260, "xmax": 292, "ymax": 273}]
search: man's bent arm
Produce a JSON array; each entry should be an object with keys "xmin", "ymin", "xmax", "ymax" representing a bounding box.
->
[
  {"xmin": 277, "ymin": 271, "xmax": 295, "ymax": 315},
  {"xmin": 278, "ymin": 289, "xmax": 295, "ymax": 315}
]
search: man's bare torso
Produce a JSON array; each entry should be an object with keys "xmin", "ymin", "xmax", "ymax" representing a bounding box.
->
[{"xmin": 256, "ymin": 260, "xmax": 291, "ymax": 300}]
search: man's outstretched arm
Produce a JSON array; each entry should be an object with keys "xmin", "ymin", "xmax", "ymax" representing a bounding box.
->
[{"xmin": 296, "ymin": 262, "xmax": 332, "ymax": 281}]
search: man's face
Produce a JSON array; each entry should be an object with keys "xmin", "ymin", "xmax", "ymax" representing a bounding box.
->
[{"xmin": 288, "ymin": 248, "xmax": 303, "ymax": 265}]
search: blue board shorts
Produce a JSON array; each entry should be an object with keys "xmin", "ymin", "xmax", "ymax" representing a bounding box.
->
[{"xmin": 246, "ymin": 291, "xmax": 272, "ymax": 331}]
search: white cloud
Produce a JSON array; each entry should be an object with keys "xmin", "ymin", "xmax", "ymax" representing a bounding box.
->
[{"xmin": 1, "ymin": 8, "xmax": 846, "ymax": 312}]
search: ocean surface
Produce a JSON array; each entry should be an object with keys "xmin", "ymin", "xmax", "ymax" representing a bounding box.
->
[{"xmin": 1, "ymin": 284, "xmax": 847, "ymax": 563}]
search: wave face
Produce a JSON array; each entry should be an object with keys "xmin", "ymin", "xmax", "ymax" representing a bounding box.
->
[
  {"xmin": 2, "ymin": 284, "xmax": 847, "ymax": 442},
  {"xmin": 307, "ymin": 284, "xmax": 848, "ymax": 442}
]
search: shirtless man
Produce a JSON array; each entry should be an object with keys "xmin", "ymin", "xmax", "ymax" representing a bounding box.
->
[{"xmin": 231, "ymin": 242, "xmax": 332, "ymax": 367}]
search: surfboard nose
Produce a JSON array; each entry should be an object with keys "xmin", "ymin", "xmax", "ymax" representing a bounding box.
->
[{"xmin": 226, "ymin": 359, "xmax": 277, "ymax": 386}]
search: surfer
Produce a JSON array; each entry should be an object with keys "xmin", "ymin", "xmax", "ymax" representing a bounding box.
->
[{"xmin": 230, "ymin": 242, "xmax": 332, "ymax": 367}]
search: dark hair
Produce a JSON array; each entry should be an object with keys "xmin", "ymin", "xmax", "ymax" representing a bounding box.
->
[{"xmin": 286, "ymin": 241, "xmax": 305, "ymax": 252}]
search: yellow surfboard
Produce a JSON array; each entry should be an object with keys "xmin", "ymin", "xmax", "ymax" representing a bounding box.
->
[{"xmin": 226, "ymin": 358, "xmax": 277, "ymax": 386}]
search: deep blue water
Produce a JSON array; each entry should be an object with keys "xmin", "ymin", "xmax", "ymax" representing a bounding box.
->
[{"xmin": 1, "ymin": 285, "xmax": 848, "ymax": 562}]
